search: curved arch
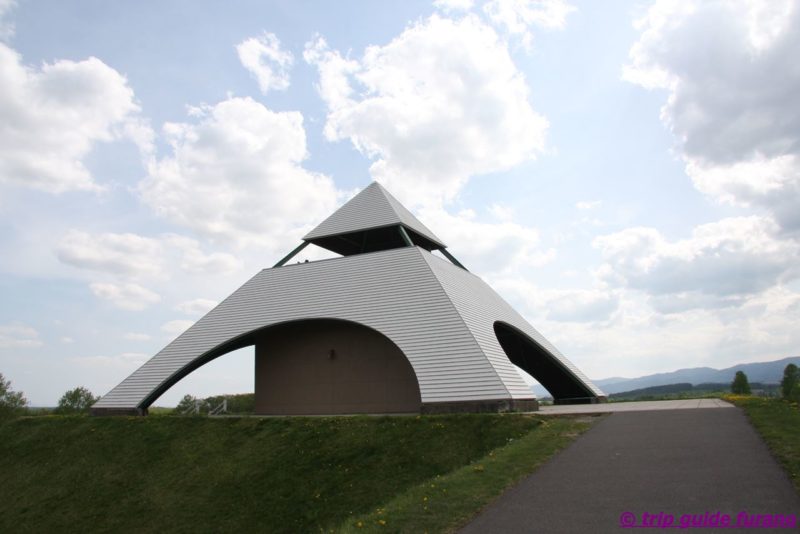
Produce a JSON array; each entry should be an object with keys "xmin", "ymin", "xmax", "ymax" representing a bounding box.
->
[
  {"xmin": 493, "ymin": 321, "xmax": 597, "ymax": 404},
  {"xmin": 139, "ymin": 317, "xmax": 421, "ymax": 413},
  {"xmin": 138, "ymin": 326, "xmax": 258, "ymax": 410}
]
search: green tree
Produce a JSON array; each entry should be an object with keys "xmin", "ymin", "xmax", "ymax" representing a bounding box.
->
[
  {"xmin": 781, "ymin": 363, "xmax": 799, "ymax": 399},
  {"xmin": 0, "ymin": 372, "xmax": 28, "ymax": 418},
  {"xmin": 731, "ymin": 371, "xmax": 751, "ymax": 395},
  {"xmin": 55, "ymin": 387, "xmax": 98, "ymax": 414}
]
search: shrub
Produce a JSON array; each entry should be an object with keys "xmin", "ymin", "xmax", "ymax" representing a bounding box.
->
[{"xmin": 55, "ymin": 387, "xmax": 99, "ymax": 414}]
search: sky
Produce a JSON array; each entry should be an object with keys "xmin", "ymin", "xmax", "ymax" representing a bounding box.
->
[{"xmin": 1, "ymin": 0, "xmax": 799, "ymax": 407}]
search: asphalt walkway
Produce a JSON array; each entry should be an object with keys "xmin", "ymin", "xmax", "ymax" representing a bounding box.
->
[
  {"xmin": 539, "ymin": 398, "xmax": 733, "ymax": 415},
  {"xmin": 460, "ymin": 406, "xmax": 800, "ymax": 533}
]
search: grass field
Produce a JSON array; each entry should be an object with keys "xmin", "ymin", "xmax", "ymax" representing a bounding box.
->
[
  {"xmin": 724, "ymin": 395, "xmax": 800, "ymax": 494},
  {"xmin": 0, "ymin": 413, "xmax": 592, "ymax": 533}
]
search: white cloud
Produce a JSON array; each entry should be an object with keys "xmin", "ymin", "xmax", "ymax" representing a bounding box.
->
[
  {"xmin": 483, "ymin": 273, "xmax": 800, "ymax": 380},
  {"xmin": 57, "ymin": 230, "xmax": 164, "ymax": 278},
  {"xmin": 57, "ymin": 230, "xmax": 241, "ymax": 279},
  {"xmin": 304, "ymin": 15, "xmax": 548, "ymax": 207},
  {"xmin": 123, "ymin": 332, "xmax": 151, "ymax": 341},
  {"xmin": 0, "ymin": 42, "xmax": 149, "ymax": 193},
  {"xmin": 161, "ymin": 319, "xmax": 195, "ymax": 339},
  {"xmin": 687, "ymin": 155, "xmax": 800, "ymax": 235},
  {"xmin": 60, "ymin": 336, "xmax": 75, "ymax": 344},
  {"xmin": 528, "ymin": 286, "xmax": 800, "ymax": 380},
  {"xmin": 593, "ymin": 216, "xmax": 800, "ymax": 307},
  {"xmin": 162, "ymin": 234, "xmax": 241, "ymax": 275},
  {"xmin": 493, "ymin": 276, "xmax": 619, "ymax": 323},
  {"xmin": 484, "ymin": 0, "xmax": 576, "ymax": 48},
  {"xmin": 302, "ymin": 35, "xmax": 359, "ymax": 112},
  {"xmin": 576, "ymin": 200, "xmax": 601, "ymax": 210},
  {"xmin": 545, "ymin": 288, "xmax": 619, "ymax": 323},
  {"xmin": 90, "ymin": 282, "xmax": 161, "ymax": 311},
  {"xmin": 488, "ymin": 203, "xmax": 515, "ymax": 222},
  {"xmin": 236, "ymin": 32, "xmax": 293, "ymax": 94},
  {"xmin": 624, "ymin": 0, "xmax": 800, "ymax": 234},
  {"xmin": 0, "ymin": 322, "xmax": 43, "ymax": 348},
  {"xmin": 421, "ymin": 206, "xmax": 555, "ymax": 274},
  {"xmin": 433, "ymin": 0, "xmax": 474, "ymax": 12},
  {"xmin": 175, "ymin": 298, "xmax": 218, "ymax": 315},
  {"xmin": 139, "ymin": 96, "xmax": 339, "ymax": 249}
]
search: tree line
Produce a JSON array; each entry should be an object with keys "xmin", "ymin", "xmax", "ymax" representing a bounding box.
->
[
  {"xmin": 729, "ymin": 364, "xmax": 800, "ymax": 401},
  {"xmin": 1, "ymin": 372, "xmax": 255, "ymax": 417},
  {"xmin": 2, "ymin": 364, "xmax": 799, "ymax": 419},
  {"xmin": 1, "ymin": 373, "xmax": 99, "ymax": 416}
]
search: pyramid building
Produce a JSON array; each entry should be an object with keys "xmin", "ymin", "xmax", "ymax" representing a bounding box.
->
[{"xmin": 93, "ymin": 182, "xmax": 605, "ymax": 415}]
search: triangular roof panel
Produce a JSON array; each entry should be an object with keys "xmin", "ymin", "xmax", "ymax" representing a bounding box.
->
[{"xmin": 303, "ymin": 182, "xmax": 445, "ymax": 248}]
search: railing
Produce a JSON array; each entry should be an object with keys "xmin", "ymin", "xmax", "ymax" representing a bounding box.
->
[
  {"xmin": 178, "ymin": 398, "xmax": 228, "ymax": 416},
  {"xmin": 208, "ymin": 399, "xmax": 227, "ymax": 416}
]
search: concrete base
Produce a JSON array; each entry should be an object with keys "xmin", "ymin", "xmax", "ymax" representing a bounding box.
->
[
  {"xmin": 553, "ymin": 395, "xmax": 608, "ymax": 405},
  {"xmin": 91, "ymin": 407, "xmax": 147, "ymax": 416},
  {"xmin": 421, "ymin": 398, "xmax": 539, "ymax": 414}
]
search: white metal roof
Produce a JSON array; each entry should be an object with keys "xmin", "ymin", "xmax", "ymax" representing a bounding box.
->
[
  {"xmin": 303, "ymin": 181, "xmax": 445, "ymax": 248},
  {"xmin": 94, "ymin": 247, "xmax": 604, "ymax": 410}
]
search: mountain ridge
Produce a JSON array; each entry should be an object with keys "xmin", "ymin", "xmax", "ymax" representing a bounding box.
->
[{"xmin": 531, "ymin": 356, "xmax": 800, "ymax": 397}]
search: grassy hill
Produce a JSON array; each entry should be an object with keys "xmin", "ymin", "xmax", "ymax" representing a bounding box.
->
[{"xmin": 0, "ymin": 413, "xmax": 591, "ymax": 533}]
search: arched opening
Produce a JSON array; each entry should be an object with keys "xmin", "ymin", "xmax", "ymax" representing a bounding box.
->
[
  {"xmin": 156, "ymin": 346, "xmax": 254, "ymax": 409},
  {"xmin": 254, "ymin": 319, "xmax": 421, "ymax": 414},
  {"xmin": 137, "ymin": 319, "xmax": 421, "ymax": 415},
  {"xmin": 138, "ymin": 331, "xmax": 260, "ymax": 412},
  {"xmin": 494, "ymin": 321, "xmax": 596, "ymax": 404}
]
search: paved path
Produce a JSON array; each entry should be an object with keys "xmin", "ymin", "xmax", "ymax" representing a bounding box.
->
[
  {"xmin": 460, "ymin": 407, "xmax": 800, "ymax": 533},
  {"xmin": 539, "ymin": 398, "xmax": 734, "ymax": 415}
]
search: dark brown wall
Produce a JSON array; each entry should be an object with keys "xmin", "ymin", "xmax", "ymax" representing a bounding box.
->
[{"xmin": 254, "ymin": 320, "xmax": 421, "ymax": 415}]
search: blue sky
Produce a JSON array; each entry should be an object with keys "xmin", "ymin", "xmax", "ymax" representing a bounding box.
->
[{"xmin": 1, "ymin": 0, "xmax": 798, "ymax": 406}]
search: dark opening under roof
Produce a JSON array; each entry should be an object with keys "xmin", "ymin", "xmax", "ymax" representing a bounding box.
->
[{"xmin": 307, "ymin": 224, "xmax": 442, "ymax": 256}]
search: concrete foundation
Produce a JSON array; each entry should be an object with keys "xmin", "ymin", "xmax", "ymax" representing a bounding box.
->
[
  {"xmin": 421, "ymin": 398, "xmax": 539, "ymax": 414},
  {"xmin": 91, "ymin": 407, "xmax": 148, "ymax": 416}
]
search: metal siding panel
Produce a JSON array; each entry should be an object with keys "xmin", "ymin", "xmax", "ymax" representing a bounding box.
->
[
  {"xmin": 94, "ymin": 247, "xmax": 506, "ymax": 408},
  {"xmin": 421, "ymin": 251, "xmax": 605, "ymax": 399}
]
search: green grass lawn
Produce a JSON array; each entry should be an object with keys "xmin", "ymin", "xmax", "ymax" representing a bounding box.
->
[
  {"xmin": 0, "ymin": 413, "xmax": 592, "ymax": 533},
  {"xmin": 724, "ymin": 395, "xmax": 800, "ymax": 494},
  {"xmin": 339, "ymin": 416, "xmax": 594, "ymax": 533}
]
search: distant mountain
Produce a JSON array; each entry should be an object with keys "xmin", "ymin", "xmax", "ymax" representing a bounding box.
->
[
  {"xmin": 609, "ymin": 382, "xmax": 779, "ymax": 400},
  {"xmin": 531, "ymin": 356, "xmax": 800, "ymax": 397}
]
